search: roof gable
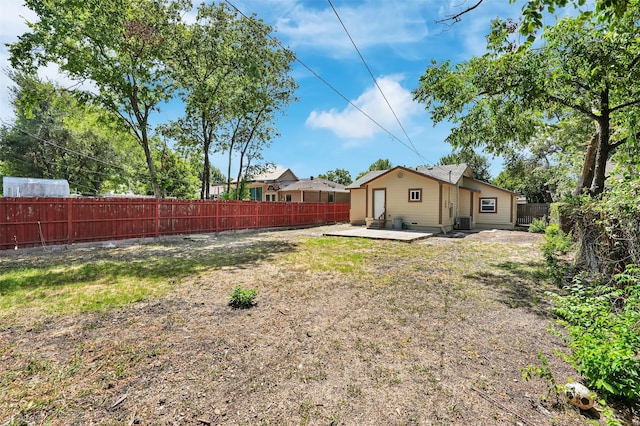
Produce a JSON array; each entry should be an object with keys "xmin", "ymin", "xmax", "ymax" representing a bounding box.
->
[
  {"xmin": 461, "ymin": 176, "xmax": 518, "ymax": 195},
  {"xmin": 348, "ymin": 166, "xmax": 454, "ymax": 189},
  {"xmin": 346, "ymin": 170, "xmax": 387, "ymax": 189},
  {"xmin": 251, "ymin": 167, "xmax": 298, "ymax": 182}
]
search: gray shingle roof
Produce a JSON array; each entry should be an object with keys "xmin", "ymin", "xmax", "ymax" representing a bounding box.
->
[
  {"xmin": 345, "ymin": 170, "xmax": 388, "ymax": 189},
  {"xmin": 281, "ymin": 177, "xmax": 348, "ymax": 192},
  {"xmin": 251, "ymin": 167, "xmax": 298, "ymax": 182},
  {"xmin": 416, "ymin": 164, "xmax": 470, "ymax": 183},
  {"xmin": 346, "ymin": 165, "xmax": 470, "ymax": 189}
]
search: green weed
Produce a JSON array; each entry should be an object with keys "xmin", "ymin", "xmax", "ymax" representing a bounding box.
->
[{"xmin": 228, "ymin": 285, "xmax": 258, "ymax": 309}]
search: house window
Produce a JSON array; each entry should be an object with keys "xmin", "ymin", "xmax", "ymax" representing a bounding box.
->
[
  {"xmin": 265, "ymin": 194, "xmax": 274, "ymax": 202},
  {"xmin": 479, "ymin": 197, "xmax": 497, "ymax": 213},
  {"xmin": 328, "ymin": 193, "xmax": 334, "ymax": 203},
  {"xmin": 408, "ymin": 189, "xmax": 422, "ymax": 202},
  {"xmin": 285, "ymin": 194, "xmax": 292, "ymax": 202},
  {"xmin": 249, "ymin": 187, "xmax": 262, "ymax": 201}
]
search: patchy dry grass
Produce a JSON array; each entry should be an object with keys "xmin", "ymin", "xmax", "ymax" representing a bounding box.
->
[{"xmin": 0, "ymin": 226, "xmax": 624, "ymax": 425}]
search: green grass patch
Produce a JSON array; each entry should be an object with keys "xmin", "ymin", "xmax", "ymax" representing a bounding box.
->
[
  {"xmin": 288, "ymin": 237, "xmax": 376, "ymax": 275},
  {"xmin": 0, "ymin": 240, "xmax": 295, "ymax": 325}
]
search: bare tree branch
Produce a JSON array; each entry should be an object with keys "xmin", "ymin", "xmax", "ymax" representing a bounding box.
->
[{"xmin": 435, "ymin": 0, "xmax": 485, "ymax": 25}]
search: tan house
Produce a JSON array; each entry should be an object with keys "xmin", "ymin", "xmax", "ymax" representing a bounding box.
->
[
  {"xmin": 248, "ymin": 167, "xmax": 298, "ymax": 201},
  {"xmin": 347, "ymin": 164, "xmax": 518, "ymax": 232},
  {"xmin": 247, "ymin": 167, "xmax": 349, "ymax": 203},
  {"xmin": 278, "ymin": 177, "xmax": 350, "ymax": 203}
]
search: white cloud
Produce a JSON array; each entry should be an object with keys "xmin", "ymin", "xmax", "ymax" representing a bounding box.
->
[
  {"xmin": 270, "ymin": 1, "xmax": 430, "ymax": 57},
  {"xmin": 305, "ymin": 75, "xmax": 421, "ymax": 141},
  {"xmin": 0, "ymin": 0, "xmax": 38, "ymax": 122}
]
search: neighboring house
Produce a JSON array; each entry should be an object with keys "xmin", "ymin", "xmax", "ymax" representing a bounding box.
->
[
  {"xmin": 246, "ymin": 167, "xmax": 349, "ymax": 203},
  {"xmin": 346, "ymin": 164, "xmax": 518, "ymax": 232},
  {"xmin": 278, "ymin": 177, "xmax": 350, "ymax": 203},
  {"xmin": 248, "ymin": 167, "xmax": 299, "ymax": 201}
]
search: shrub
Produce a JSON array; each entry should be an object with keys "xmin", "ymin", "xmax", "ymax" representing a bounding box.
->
[
  {"xmin": 528, "ymin": 217, "xmax": 547, "ymax": 233},
  {"xmin": 542, "ymin": 223, "xmax": 574, "ymax": 285},
  {"xmin": 228, "ymin": 285, "xmax": 258, "ymax": 309},
  {"xmin": 548, "ymin": 264, "xmax": 640, "ymax": 403}
]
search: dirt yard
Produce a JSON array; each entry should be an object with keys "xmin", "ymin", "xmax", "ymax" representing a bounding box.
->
[{"xmin": 0, "ymin": 225, "xmax": 634, "ymax": 425}]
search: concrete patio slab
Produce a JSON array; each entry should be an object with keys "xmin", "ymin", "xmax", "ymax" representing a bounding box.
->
[{"xmin": 323, "ymin": 226, "xmax": 434, "ymax": 242}]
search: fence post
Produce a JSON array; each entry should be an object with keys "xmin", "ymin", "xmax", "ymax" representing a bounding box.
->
[
  {"xmin": 155, "ymin": 198, "xmax": 160, "ymax": 237},
  {"xmin": 215, "ymin": 200, "xmax": 219, "ymax": 232},
  {"xmin": 67, "ymin": 197, "xmax": 73, "ymax": 245},
  {"xmin": 256, "ymin": 202, "xmax": 260, "ymax": 229},
  {"xmin": 290, "ymin": 203, "xmax": 294, "ymax": 226}
]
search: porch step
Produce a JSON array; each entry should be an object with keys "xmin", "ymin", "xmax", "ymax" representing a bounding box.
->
[{"xmin": 367, "ymin": 220, "xmax": 385, "ymax": 230}]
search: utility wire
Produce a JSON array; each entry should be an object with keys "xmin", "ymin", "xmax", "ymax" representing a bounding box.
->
[
  {"xmin": 326, "ymin": 0, "xmax": 430, "ymax": 166},
  {"xmin": 9, "ymin": 126, "xmax": 198, "ymax": 198},
  {"xmin": 223, "ymin": 0, "xmax": 429, "ymax": 163}
]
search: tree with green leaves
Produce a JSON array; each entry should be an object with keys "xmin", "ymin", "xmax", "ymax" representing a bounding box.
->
[
  {"xmin": 356, "ymin": 159, "xmax": 393, "ymax": 180},
  {"xmin": 493, "ymin": 116, "xmax": 586, "ymax": 202},
  {"xmin": 0, "ymin": 73, "xmax": 140, "ymax": 195},
  {"xmin": 437, "ymin": 148, "xmax": 492, "ymax": 182},
  {"xmin": 165, "ymin": 3, "xmax": 239, "ymax": 200},
  {"xmin": 318, "ymin": 169, "xmax": 353, "ymax": 186},
  {"xmin": 166, "ymin": 3, "xmax": 296, "ymax": 200},
  {"xmin": 414, "ymin": 7, "xmax": 640, "ymax": 197},
  {"xmin": 9, "ymin": 0, "xmax": 190, "ymax": 198},
  {"xmin": 438, "ymin": 0, "xmax": 634, "ymax": 40},
  {"xmin": 151, "ymin": 139, "xmax": 200, "ymax": 199}
]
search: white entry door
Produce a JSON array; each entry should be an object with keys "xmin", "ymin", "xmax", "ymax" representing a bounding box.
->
[{"xmin": 373, "ymin": 189, "xmax": 385, "ymax": 220}]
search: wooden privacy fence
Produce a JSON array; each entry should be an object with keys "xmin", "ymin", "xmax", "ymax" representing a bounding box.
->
[
  {"xmin": 0, "ymin": 197, "xmax": 350, "ymax": 250},
  {"xmin": 516, "ymin": 203, "xmax": 550, "ymax": 226}
]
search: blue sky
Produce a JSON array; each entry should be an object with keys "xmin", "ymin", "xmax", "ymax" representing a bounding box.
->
[{"xmin": 0, "ymin": 0, "xmax": 527, "ymax": 182}]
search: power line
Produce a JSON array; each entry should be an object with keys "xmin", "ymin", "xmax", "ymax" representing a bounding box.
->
[
  {"xmin": 8, "ymin": 126, "xmax": 198, "ymax": 198},
  {"xmin": 222, "ymin": 0, "xmax": 431, "ymax": 164},
  {"xmin": 326, "ymin": 0, "xmax": 430, "ymax": 165}
]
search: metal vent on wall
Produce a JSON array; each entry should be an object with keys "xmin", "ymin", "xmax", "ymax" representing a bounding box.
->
[{"xmin": 458, "ymin": 216, "xmax": 471, "ymax": 230}]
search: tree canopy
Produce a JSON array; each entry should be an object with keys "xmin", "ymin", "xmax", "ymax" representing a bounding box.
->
[
  {"xmin": 438, "ymin": 0, "xmax": 634, "ymax": 41},
  {"xmin": 0, "ymin": 73, "xmax": 142, "ymax": 195},
  {"xmin": 7, "ymin": 0, "xmax": 295, "ymax": 199},
  {"xmin": 437, "ymin": 148, "xmax": 492, "ymax": 182},
  {"xmin": 356, "ymin": 159, "xmax": 393, "ymax": 180},
  {"xmin": 318, "ymin": 169, "xmax": 353, "ymax": 186},
  {"xmin": 166, "ymin": 3, "xmax": 296, "ymax": 200},
  {"xmin": 414, "ymin": 6, "xmax": 640, "ymax": 197},
  {"xmin": 9, "ymin": 0, "xmax": 190, "ymax": 197}
]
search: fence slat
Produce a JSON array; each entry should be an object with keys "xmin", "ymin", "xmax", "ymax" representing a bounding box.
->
[
  {"xmin": 516, "ymin": 203, "xmax": 550, "ymax": 225},
  {"xmin": 0, "ymin": 198, "xmax": 349, "ymax": 250}
]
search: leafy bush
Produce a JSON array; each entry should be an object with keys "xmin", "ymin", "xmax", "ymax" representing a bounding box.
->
[
  {"xmin": 528, "ymin": 217, "xmax": 547, "ymax": 233},
  {"xmin": 228, "ymin": 285, "xmax": 258, "ymax": 309},
  {"xmin": 548, "ymin": 264, "xmax": 640, "ymax": 403},
  {"xmin": 542, "ymin": 223, "xmax": 574, "ymax": 285}
]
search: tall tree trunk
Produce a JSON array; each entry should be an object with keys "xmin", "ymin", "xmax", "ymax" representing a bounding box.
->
[
  {"xmin": 200, "ymin": 113, "xmax": 211, "ymax": 200},
  {"xmin": 202, "ymin": 141, "xmax": 211, "ymax": 200},
  {"xmin": 589, "ymin": 121, "xmax": 610, "ymax": 196},
  {"xmin": 141, "ymin": 129, "xmax": 162, "ymax": 198},
  {"xmin": 572, "ymin": 131, "xmax": 598, "ymax": 196},
  {"xmin": 235, "ymin": 148, "xmax": 244, "ymax": 201},
  {"xmin": 226, "ymin": 145, "xmax": 233, "ymax": 195},
  {"xmin": 589, "ymin": 89, "xmax": 610, "ymax": 196}
]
